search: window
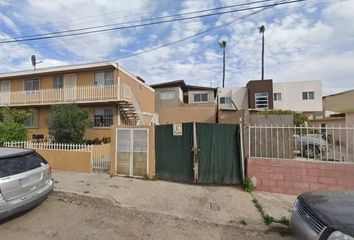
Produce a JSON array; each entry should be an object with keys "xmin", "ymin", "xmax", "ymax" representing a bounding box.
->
[
  {"xmin": 0, "ymin": 152, "xmax": 46, "ymax": 178},
  {"xmin": 93, "ymin": 108, "xmax": 113, "ymax": 127},
  {"xmin": 255, "ymin": 92, "xmax": 268, "ymax": 109},
  {"xmin": 274, "ymin": 92, "xmax": 282, "ymax": 101},
  {"xmin": 25, "ymin": 110, "xmax": 39, "ymax": 128},
  {"xmin": 302, "ymin": 91, "xmax": 315, "ymax": 100},
  {"xmin": 220, "ymin": 96, "xmax": 232, "ymax": 104},
  {"xmin": 24, "ymin": 78, "xmax": 39, "ymax": 92},
  {"xmin": 160, "ymin": 90, "xmax": 176, "ymax": 100},
  {"xmin": 193, "ymin": 93, "xmax": 208, "ymax": 102},
  {"xmin": 53, "ymin": 76, "xmax": 64, "ymax": 90},
  {"xmin": 94, "ymin": 71, "xmax": 114, "ymax": 87}
]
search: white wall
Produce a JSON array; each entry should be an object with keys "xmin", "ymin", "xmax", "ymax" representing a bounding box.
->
[
  {"xmin": 218, "ymin": 87, "xmax": 248, "ymax": 110},
  {"xmin": 273, "ymin": 80, "xmax": 322, "ymax": 112}
]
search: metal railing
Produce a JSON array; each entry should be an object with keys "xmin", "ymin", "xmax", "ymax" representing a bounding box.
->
[
  {"xmin": 4, "ymin": 141, "xmax": 111, "ymax": 170},
  {"xmin": 248, "ymin": 125, "xmax": 354, "ymax": 162}
]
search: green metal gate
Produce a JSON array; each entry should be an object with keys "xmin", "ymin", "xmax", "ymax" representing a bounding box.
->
[{"xmin": 155, "ymin": 122, "xmax": 243, "ymax": 184}]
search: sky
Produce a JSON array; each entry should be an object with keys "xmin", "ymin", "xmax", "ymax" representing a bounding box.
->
[{"xmin": 0, "ymin": 0, "xmax": 353, "ymax": 95}]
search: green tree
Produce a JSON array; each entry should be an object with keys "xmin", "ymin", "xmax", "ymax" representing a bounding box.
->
[
  {"xmin": 0, "ymin": 108, "xmax": 32, "ymax": 146},
  {"xmin": 218, "ymin": 40, "xmax": 227, "ymax": 87},
  {"xmin": 48, "ymin": 104, "xmax": 90, "ymax": 144},
  {"xmin": 259, "ymin": 25, "xmax": 265, "ymax": 80}
]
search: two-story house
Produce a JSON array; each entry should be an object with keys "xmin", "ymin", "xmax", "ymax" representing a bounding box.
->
[
  {"xmin": 150, "ymin": 80, "xmax": 217, "ymax": 124},
  {"xmin": 218, "ymin": 79, "xmax": 322, "ymax": 117},
  {"xmin": 0, "ymin": 61, "xmax": 155, "ymax": 141}
]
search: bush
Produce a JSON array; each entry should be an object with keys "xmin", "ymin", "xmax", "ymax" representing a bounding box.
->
[
  {"xmin": 48, "ymin": 104, "xmax": 90, "ymax": 144},
  {"xmin": 0, "ymin": 108, "xmax": 32, "ymax": 146},
  {"xmin": 256, "ymin": 109, "xmax": 308, "ymax": 126}
]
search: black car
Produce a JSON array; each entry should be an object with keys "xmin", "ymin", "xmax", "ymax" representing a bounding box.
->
[{"xmin": 291, "ymin": 191, "xmax": 354, "ymax": 240}]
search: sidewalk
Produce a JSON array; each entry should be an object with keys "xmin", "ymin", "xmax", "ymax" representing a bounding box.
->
[{"xmin": 52, "ymin": 171, "xmax": 295, "ymax": 231}]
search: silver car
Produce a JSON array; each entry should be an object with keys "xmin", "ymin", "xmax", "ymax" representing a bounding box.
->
[{"xmin": 0, "ymin": 148, "xmax": 53, "ymax": 221}]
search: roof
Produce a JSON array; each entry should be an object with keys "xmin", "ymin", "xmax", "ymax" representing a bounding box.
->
[
  {"xmin": 0, "ymin": 148, "xmax": 33, "ymax": 159},
  {"xmin": 0, "ymin": 61, "xmax": 118, "ymax": 79},
  {"xmin": 150, "ymin": 79, "xmax": 217, "ymax": 92},
  {"xmin": 0, "ymin": 61, "xmax": 155, "ymax": 93},
  {"xmin": 323, "ymin": 89, "xmax": 354, "ymax": 98}
]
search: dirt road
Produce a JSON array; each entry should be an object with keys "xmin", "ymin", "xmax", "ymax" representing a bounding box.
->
[{"xmin": 0, "ymin": 192, "xmax": 294, "ymax": 240}]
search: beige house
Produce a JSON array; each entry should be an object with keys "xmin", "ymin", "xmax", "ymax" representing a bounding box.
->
[
  {"xmin": 0, "ymin": 61, "xmax": 155, "ymax": 141},
  {"xmin": 323, "ymin": 89, "xmax": 354, "ymax": 112},
  {"xmin": 151, "ymin": 80, "xmax": 217, "ymax": 124}
]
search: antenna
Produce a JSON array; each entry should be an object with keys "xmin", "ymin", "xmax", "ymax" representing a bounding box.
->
[{"xmin": 31, "ymin": 55, "xmax": 43, "ymax": 69}]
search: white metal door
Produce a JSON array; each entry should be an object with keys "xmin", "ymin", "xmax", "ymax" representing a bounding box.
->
[
  {"xmin": 116, "ymin": 128, "xmax": 149, "ymax": 176},
  {"xmin": 0, "ymin": 81, "xmax": 11, "ymax": 105},
  {"xmin": 64, "ymin": 74, "xmax": 76, "ymax": 102}
]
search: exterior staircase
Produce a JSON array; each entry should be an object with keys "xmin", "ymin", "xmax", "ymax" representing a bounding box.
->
[{"xmin": 119, "ymin": 100, "xmax": 140, "ymax": 125}]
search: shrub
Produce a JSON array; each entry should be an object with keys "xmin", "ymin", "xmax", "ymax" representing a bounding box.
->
[{"xmin": 48, "ymin": 104, "xmax": 90, "ymax": 144}]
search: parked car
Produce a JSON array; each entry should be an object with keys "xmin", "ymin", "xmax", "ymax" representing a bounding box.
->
[
  {"xmin": 294, "ymin": 134, "xmax": 328, "ymax": 158},
  {"xmin": 291, "ymin": 191, "xmax": 354, "ymax": 240},
  {"xmin": 0, "ymin": 148, "xmax": 53, "ymax": 221}
]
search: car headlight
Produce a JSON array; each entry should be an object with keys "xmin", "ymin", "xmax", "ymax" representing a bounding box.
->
[{"xmin": 327, "ymin": 231, "xmax": 354, "ymax": 240}]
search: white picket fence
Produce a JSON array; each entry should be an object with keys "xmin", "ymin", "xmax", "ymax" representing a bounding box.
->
[{"xmin": 3, "ymin": 141, "xmax": 111, "ymax": 171}]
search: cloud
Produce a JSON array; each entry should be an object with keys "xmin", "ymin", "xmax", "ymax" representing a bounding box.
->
[{"xmin": 0, "ymin": 0, "xmax": 353, "ymax": 97}]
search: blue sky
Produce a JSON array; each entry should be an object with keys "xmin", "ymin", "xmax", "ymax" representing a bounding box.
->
[{"xmin": 0, "ymin": 0, "xmax": 353, "ymax": 95}]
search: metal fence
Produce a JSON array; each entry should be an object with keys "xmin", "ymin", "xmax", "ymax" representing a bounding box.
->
[
  {"xmin": 248, "ymin": 125, "xmax": 354, "ymax": 162},
  {"xmin": 4, "ymin": 141, "xmax": 111, "ymax": 170}
]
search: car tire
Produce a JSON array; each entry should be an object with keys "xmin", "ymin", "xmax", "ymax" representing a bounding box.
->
[{"xmin": 303, "ymin": 144, "xmax": 320, "ymax": 159}]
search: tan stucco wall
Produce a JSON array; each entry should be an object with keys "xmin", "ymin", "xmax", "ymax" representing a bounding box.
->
[
  {"xmin": 24, "ymin": 103, "xmax": 119, "ymax": 141},
  {"xmin": 118, "ymin": 69, "xmax": 155, "ymax": 119},
  {"xmin": 158, "ymin": 104, "xmax": 216, "ymax": 124},
  {"xmin": 219, "ymin": 110, "xmax": 244, "ymax": 124},
  {"xmin": 323, "ymin": 91, "xmax": 354, "ymax": 112},
  {"xmin": 37, "ymin": 149, "xmax": 92, "ymax": 173},
  {"xmin": 1, "ymin": 66, "xmax": 117, "ymax": 92},
  {"xmin": 110, "ymin": 125, "xmax": 155, "ymax": 177}
]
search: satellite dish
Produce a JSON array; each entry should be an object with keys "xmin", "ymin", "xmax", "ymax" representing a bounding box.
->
[
  {"xmin": 31, "ymin": 55, "xmax": 36, "ymax": 69},
  {"xmin": 31, "ymin": 55, "xmax": 43, "ymax": 69}
]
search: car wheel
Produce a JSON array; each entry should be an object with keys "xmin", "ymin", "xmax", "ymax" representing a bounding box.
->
[{"xmin": 303, "ymin": 144, "xmax": 320, "ymax": 159}]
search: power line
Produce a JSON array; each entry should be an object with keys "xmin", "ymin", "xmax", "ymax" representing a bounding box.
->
[
  {"xmin": 0, "ymin": 0, "xmax": 305, "ymax": 44},
  {"xmin": 115, "ymin": 0, "xmax": 291, "ymax": 60},
  {"xmin": 20, "ymin": 0, "xmax": 276, "ymax": 36}
]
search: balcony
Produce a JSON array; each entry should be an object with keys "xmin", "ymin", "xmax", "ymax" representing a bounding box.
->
[{"xmin": 0, "ymin": 84, "xmax": 134, "ymax": 107}]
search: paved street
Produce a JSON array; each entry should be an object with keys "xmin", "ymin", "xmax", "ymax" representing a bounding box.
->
[{"xmin": 0, "ymin": 192, "xmax": 294, "ymax": 240}]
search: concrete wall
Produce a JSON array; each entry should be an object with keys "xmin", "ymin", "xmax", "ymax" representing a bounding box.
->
[
  {"xmin": 273, "ymin": 80, "xmax": 322, "ymax": 112},
  {"xmin": 218, "ymin": 87, "xmax": 248, "ymax": 110},
  {"xmin": 247, "ymin": 158, "xmax": 354, "ymax": 195},
  {"xmin": 37, "ymin": 149, "xmax": 92, "ymax": 173},
  {"xmin": 218, "ymin": 110, "xmax": 244, "ymax": 124},
  {"xmin": 323, "ymin": 90, "xmax": 354, "ymax": 112},
  {"xmin": 157, "ymin": 104, "xmax": 216, "ymax": 124}
]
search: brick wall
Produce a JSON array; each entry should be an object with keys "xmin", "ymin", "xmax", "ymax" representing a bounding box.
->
[{"xmin": 247, "ymin": 158, "xmax": 354, "ymax": 195}]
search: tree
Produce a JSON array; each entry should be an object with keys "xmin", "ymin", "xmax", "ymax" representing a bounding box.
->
[
  {"xmin": 218, "ymin": 40, "xmax": 227, "ymax": 87},
  {"xmin": 0, "ymin": 108, "xmax": 32, "ymax": 146},
  {"xmin": 259, "ymin": 25, "xmax": 265, "ymax": 80},
  {"xmin": 48, "ymin": 104, "xmax": 90, "ymax": 144}
]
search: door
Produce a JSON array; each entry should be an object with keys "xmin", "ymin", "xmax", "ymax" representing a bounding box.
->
[
  {"xmin": 64, "ymin": 74, "xmax": 76, "ymax": 102},
  {"xmin": 116, "ymin": 128, "xmax": 149, "ymax": 176},
  {"xmin": 0, "ymin": 80, "xmax": 11, "ymax": 105}
]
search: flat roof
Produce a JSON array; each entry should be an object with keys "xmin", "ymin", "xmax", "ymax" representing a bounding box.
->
[{"xmin": 0, "ymin": 61, "xmax": 118, "ymax": 79}]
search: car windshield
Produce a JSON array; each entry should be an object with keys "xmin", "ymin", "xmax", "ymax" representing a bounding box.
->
[{"xmin": 0, "ymin": 152, "xmax": 47, "ymax": 178}]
